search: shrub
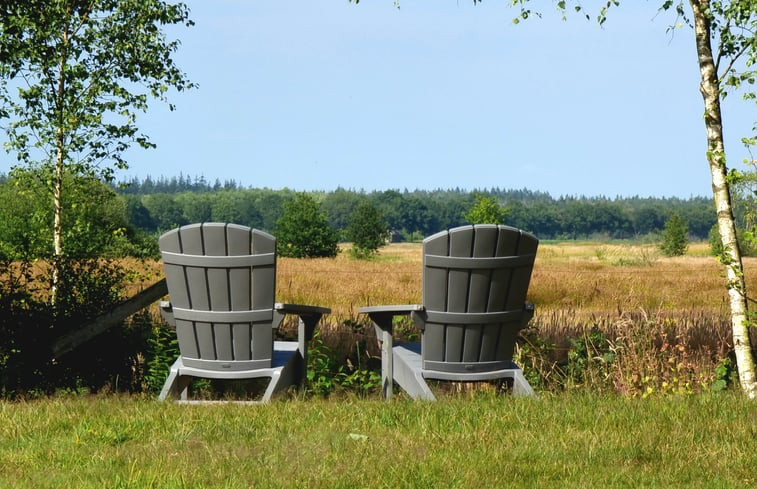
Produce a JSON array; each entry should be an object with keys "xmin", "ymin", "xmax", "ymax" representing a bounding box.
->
[
  {"xmin": 659, "ymin": 213, "xmax": 688, "ymax": 256},
  {"xmin": 0, "ymin": 256, "xmax": 148, "ymax": 397},
  {"xmin": 275, "ymin": 193, "xmax": 339, "ymax": 258},
  {"xmin": 708, "ymin": 223, "xmax": 756, "ymax": 257},
  {"xmin": 346, "ymin": 201, "xmax": 390, "ymax": 259},
  {"xmin": 463, "ymin": 193, "xmax": 506, "ymax": 225}
]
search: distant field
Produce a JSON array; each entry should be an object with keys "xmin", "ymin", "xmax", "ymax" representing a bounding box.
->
[
  {"xmin": 3, "ymin": 241, "xmax": 750, "ymax": 395},
  {"xmin": 128, "ymin": 240, "xmax": 745, "ymax": 336},
  {"xmin": 286, "ymin": 241, "xmax": 748, "ymax": 316},
  {"xmin": 128, "ymin": 240, "xmax": 745, "ymax": 368}
]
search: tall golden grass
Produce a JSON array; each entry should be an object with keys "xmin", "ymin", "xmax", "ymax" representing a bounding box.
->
[
  {"xmin": 129, "ymin": 241, "xmax": 747, "ymax": 343},
  {"xmin": 126, "ymin": 241, "xmax": 751, "ymax": 393}
]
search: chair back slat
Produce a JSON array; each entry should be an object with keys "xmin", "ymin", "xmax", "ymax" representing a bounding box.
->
[
  {"xmin": 159, "ymin": 223, "xmax": 277, "ymax": 370},
  {"xmin": 421, "ymin": 225, "xmax": 538, "ymax": 373},
  {"xmin": 421, "ymin": 229, "xmax": 449, "ymax": 363}
]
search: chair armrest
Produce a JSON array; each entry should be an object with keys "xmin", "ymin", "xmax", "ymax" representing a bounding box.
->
[
  {"xmin": 275, "ymin": 303, "xmax": 330, "ymax": 317},
  {"xmin": 358, "ymin": 304, "xmax": 424, "ymax": 335},
  {"xmin": 159, "ymin": 300, "xmax": 175, "ymax": 327},
  {"xmin": 274, "ymin": 303, "xmax": 330, "ymax": 342}
]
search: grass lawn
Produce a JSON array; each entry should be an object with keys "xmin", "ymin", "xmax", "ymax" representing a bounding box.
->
[{"xmin": 1, "ymin": 392, "xmax": 755, "ymax": 488}]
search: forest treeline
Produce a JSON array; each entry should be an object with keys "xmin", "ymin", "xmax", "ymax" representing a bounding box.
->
[
  {"xmin": 115, "ymin": 174, "xmax": 717, "ymax": 241},
  {"xmin": 0, "ymin": 172, "xmax": 720, "ymax": 261}
]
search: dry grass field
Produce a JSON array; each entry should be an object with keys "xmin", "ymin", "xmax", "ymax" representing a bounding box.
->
[
  {"xmin": 129, "ymin": 241, "xmax": 746, "ymax": 339},
  {"xmin": 124, "ymin": 240, "xmax": 751, "ymax": 394}
]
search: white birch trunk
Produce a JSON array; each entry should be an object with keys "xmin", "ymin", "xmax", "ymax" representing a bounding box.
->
[
  {"xmin": 51, "ymin": 25, "xmax": 69, "ymax": 306},
  {"xmin": 691, "ymin": 0, "xmax": 757, "ymax": 398}
]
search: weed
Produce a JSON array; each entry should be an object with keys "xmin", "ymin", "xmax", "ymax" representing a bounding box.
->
[{"xmin": 307, "ymin": 331, "xmax": 381, "ymax": 397}]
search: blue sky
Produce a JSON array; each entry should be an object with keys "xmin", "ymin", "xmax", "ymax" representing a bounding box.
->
[{"xmin": 5, "ymin": 1, "xmax": 756, "ymax": 198}]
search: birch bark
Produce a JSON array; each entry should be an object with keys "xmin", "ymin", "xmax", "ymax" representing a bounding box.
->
[{"xmin": 691, "ymin": 0, "xmax": 757, "ymax": 398}]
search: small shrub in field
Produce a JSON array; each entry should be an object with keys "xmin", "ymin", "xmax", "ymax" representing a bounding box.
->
[
  {"xmin": 566, "ymin": 327, "xmax": 616, "ymax": 390},
  {"xmin": 275, "ymin": 193, "xmax": 339, "ymax": 258},
  {"xmin": 346, "ymin": 200, "xmax": 389, "ymax": 259},
  {"xmin": 659, "ymin": 213, "xmax": 688, "ymax": 256},
  {"xmin": 513, "ymin": 327, "xmax": 563, "ymax": 391},
  {"xmin": 306, "ymin": 331, "xmax": 381, "ymax": 397}
]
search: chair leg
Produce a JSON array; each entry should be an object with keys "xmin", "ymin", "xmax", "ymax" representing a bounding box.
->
[
  {"xmin": 177, "ymin": 376, "xmax": 192, "ymax": 400},
  {"xmin": 261, "ymin": 346, "xmax": 299, "ymax": 402},
  {"xmin": 158, "ymin": 358, "xmax": 182, "ymax": 401},
  {"xmin": 508, "ymin": 367, "xmax": 536, "ymax": 397},
  {"xmin": 261, "ymin": 370, "xmax": 283, "ymax": 403},
  {"xmin": 393, "ymin": 346, "xmax": 435, "ymax": 401}
]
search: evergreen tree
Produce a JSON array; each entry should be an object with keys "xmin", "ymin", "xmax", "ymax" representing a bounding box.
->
[
  {"xmin": 660, "ymin": 213, "xmax": 689, "ymax": 257},
  {"xmin": 275, "ymin": 194, "xmax": 338, "ymax": 258},
  {"xmin": 463, "ymin": 194, "xmax": 507, "ymax": 225}
]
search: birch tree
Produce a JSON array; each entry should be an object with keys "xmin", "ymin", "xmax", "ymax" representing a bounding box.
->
[
  {"xmin": 506, "ymin": 0, "xmax": 757, "ymax": 397},
  {"xmin": 0, "ymin": 0, "xmax": 194, "ymax": 302}
]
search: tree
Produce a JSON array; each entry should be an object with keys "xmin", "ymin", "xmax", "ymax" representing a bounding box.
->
[
  {"xmin": 275, "ymin": 193, "xmax": 339, "ymax": 258},
  {"xmin": 463, "ymin": 193, "xmax": 507, "ymax": 225},
  {"xmin": 0, "ymin": 0, "xmax": 194, "ymax": 301},
  {"xmin": 0, "ymin": 170, "xmax": 135, "ymax": 260},
  {"xmin": 141, "ymin": 193, "xmax": 185, "ymax": 232},
  {"xmin": 322, "ymin": 188, "xmax": 364, "ymax": 231},
  {"xmin": 506, "ymin": 0, "xmax": 757, "ymax": 397},
  {"xmin": 347, "ymin": 200, "xmax": 390, "ymax": 258},
  {"xmin": 660, "ymin": 213, "xmax": 689, "ymax": 256}
]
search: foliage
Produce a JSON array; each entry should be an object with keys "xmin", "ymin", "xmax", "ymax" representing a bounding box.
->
[
  {"xmin": 111, "ymin": 180, "xmax": 719, "ymax": 245},
  {"xmin": 659, "ymin": 213, "xmax": 689, "ymax": 256},
  {"xmin": 275, "ymin": 193, "xmax": 339, "ymax": 258},
  {"xmin": 0, "ymin": 0, "xmax": 194, "ymax": 300},
  {"xmin": 346, "ymin": 200, "xmax": 390, "ymax": 259},
  {"xmin": 0, "ymin": 255, "xmax": 150, "ymax": 397},
  {"xmin": 0, "ymin": 0, "xmax": 195, "ymax": 178},
  {"xmin": 143, "ymin": 318, "xmax": 180, "ymax": 394},
  {"xmin": 565, "ymin": 327, "xmax": 616, "ymax": 390},
  {"xmin": 708, "ymin": 222, "xmax": 757, "ymax": 257},
  {"xmin": 306, "ymin": 331, "xmax": 381, "ymax": 396},
  {"xmin": 0, "ymin": 171, "xmax": 151, "ymax": 260},
  {"xmin": 463, "ymin": 193, "xmax": 507, "ymax": 225},
  {"xmin": 726, "ymin": 163, "xmax": 757, "ymax": 257}
]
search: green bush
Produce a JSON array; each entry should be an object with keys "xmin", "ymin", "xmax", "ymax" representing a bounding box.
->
[
  {"xmin": 708, "ymin": 223, "xmax": 756, "ymax": 257},
  {"xmin": 659, "ymin": 213, "xmax": 688, "ymax": 257},
  {"xmin": 463, "ymin": 193, "xmax": 507, "ymax": 225},
  {"xmin": 275, "ymin": 193, "xmax": 339, "ymax": 258},
  {"xmin": 0, "ymin": 256, "xmax": 151, "ymax": 397},
  {"xmin": 346, "ymin": 200, "xmax": 390, "ymax": 259},
  {"xmin": 144, "ymin": 316, "xmax": 180, "ymax": 393}
]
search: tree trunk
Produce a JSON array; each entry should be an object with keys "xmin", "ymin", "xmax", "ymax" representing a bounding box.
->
[
  {"xmin": 51, "ymin": 142, "xmax": 63, "ymax": 305},
  {"xmin": 51, "ymin": 22, "xmax": 70, "ymax": 305},
  {"xmin": 690, "ymin": 0, "xmax": 757, "ymax": 398}
]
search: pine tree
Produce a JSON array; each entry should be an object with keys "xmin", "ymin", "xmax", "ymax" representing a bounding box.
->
[{"xmin": 660, "ymin": 213, "xmax": 689, "ymax": 257}]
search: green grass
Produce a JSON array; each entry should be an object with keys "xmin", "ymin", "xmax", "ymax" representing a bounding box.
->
[{"xmin": 1, "ymin": 392, "xmax": 755, "ymax": 488}]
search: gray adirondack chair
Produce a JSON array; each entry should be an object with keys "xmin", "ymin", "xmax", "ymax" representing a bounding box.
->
[
  {"xmin": 359, "ymin": 224, "xmax": 538, "ymax": 400},
  {"xmin": 157, "ymin": 223, "xmax": 330, "ymax": 403}
]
